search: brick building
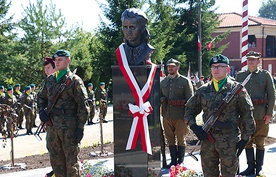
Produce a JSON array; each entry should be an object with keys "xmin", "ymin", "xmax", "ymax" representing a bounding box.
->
[{"xmin": 213, "ymin": 12, "xmax": 276, "ymax": 76}]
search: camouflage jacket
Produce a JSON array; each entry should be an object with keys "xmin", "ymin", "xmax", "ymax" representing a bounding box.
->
[
  {"xmin": 3, "ymin": 94, "xmax": 17, "ymax": 108},
  {"xmin": 160, "ymin": 73, "xmax": 194, "ymax": 120},
  {"xmin": 21, "ymin": 92, "xmax": 34, "ymax": 110},
  {"xmin": 184, "ymin": 77, "xmax": 255, "ymax": 141},
  {"xmin": 37, "ymin": 70, "xmax": 89, "ymax": 129},
  {"xmin": 236, "ymin": 68, "xmax": 275, "ymax": 119},
  {"xmin": 87, "ymin": 89, "xmax": 95, "ymax": 105},
  {"xmin": 96, "ymin": 88, "xmax": 108, "ymax": 103}
]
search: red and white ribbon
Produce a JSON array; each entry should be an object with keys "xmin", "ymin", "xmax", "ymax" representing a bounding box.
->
[{"xmin": 116, "ymin": 43, "xmax": 157, "ymax": 155}]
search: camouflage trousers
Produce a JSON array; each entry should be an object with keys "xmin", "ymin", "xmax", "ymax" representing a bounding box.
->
[
  {"xmin": 88, "ymin": 103, "xmax": 95, "ymax": 121},
  {"xmin": 246, "ymin": 119, "xmax": 269, "ymax": 150},
  {"xmin": 16, "ymin": 108, "xmax": 24, "ymax": 127},
  {"xmin": 46, "ymin": 126, "xmax": 80, "ymax": 177},
  {"xmin": 24, "ymin": 108, "xmax": 34, "ymax": 130},
  {"xmin": 99, "ymin": 103, "xmax": 107, "ymax": 118},
  {"xmin": 201, "ymin": 131, "xmax": 239, "ymax": 177}
]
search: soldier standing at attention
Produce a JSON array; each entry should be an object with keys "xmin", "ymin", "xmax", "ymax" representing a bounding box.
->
[
  {"xmin": 160, "ymin": 58, "xmax": 194, "ymax": 168},
  {"xmin": 21, "ymin": 86, "xmax": 35, "ymax": 135},
  {"xmin": 30, "ymin": 84, "xmax": 38, "ymax": 128},
  {"xmin": 87, "ymin": 83, "xmax": 95, "ymax": 125},
  {"xmin": 236, "ymin": 51, "xmax": 275, "ymax": 176},
  {"xmin": 184, "ymin": 54, "xmax": 256, "ymax": 177},
  {"xmin": 3, "ymin": 86, "xmax": 17, "ymax": 108},
  {"xmin": 37, "ymin": 49, "xmax": 89, "ymax": 177},
  {"xmin": 14, "ymin": 83, "xmax": 24, "ymax": 129},
  {"xmin": 96, "ymin": 82, "xmax": 108, "ymax": 123}
]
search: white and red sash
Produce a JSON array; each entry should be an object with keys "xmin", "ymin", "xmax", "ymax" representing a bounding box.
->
[{"xmin": 115, "ymin": 43, "xmax": 157, "ymax": 155}]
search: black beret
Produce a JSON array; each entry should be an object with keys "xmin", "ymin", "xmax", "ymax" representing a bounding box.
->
[{"xmin": 209, "ymin": 54, "xmax": 229, "ymax": 67}]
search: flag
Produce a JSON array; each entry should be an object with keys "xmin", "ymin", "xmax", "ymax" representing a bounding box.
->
[
  {"xmin": 187, "ymin": 62, "xmax": 191, "ymax": 80},
  {"xmin": 197, "ymin": 36, "xmax": 201, "ymax": 51},
  {"xmin": 207, "ymin": 37, "xmax": 216, "ymax": 50},
  {"xmin": 207, "ymin": 41, "xmax": 212, "ymax": 50}
]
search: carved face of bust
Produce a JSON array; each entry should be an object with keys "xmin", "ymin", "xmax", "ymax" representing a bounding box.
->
[{"xmin": 122, "ymin": 18, "xmax": 143, "ymax": 47}]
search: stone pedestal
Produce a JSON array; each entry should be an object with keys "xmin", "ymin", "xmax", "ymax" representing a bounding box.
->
[{"xmin": 112, "ymin": 65, "xmax": 161, "ymax": 177}]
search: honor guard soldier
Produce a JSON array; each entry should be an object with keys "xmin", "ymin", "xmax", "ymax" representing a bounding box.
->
[
  {"xmin": 21, "ymin": 86, "xmax": 35, "ymax": 135},
  {"xmin": 87, "ymin": 83, "xmax": 95, "ymax": 125},
  {"xmin": 30, "ymin": 84, "xmax": 38, "ymax": 128},
  {"xmin": 3, "ymin": 86, "xmax": 17, "ymax": 109},
  {"xmin": 236, "ymin": 51, "xmax": 275, "ymax": 176},
  {"xmin": 96, "ymin": 82, "xmax": 108, "ymax": 123},
  {"xmin": 14, "ymin": 84, "xmax": 24, "ymax": 129},
  {"xmin": 38, "ymin": 49, "xmax": 89, "ymax": 177},
  {"xmin": 160, "ymin": 58, "xmax": 194, "ymax": 168},
  {"xmin": 185, "ymin": 54, "xmax": 256, "ymax": 177}
]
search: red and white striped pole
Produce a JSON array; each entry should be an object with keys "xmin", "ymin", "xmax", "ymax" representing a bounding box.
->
[{"xmin": 241, "ymin": 0, "xmax": 249, "ymax": 70}]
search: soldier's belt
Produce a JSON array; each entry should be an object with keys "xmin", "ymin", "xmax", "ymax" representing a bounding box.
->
[
  {"xmin": 252, "ymin": 99, "xmax": 268, "ymax": 105},
  {"xmin": 50, "ymin": 107, "xmax": 77, "ymax": 116},
  {"xmin": 168, "ymin": 99, "xmax": 186, "ymax": 106}
]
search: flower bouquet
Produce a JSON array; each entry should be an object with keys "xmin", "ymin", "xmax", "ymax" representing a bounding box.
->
[{"xmin": 169, "ymin": 164, "xmax": 203, "ymax": 177}]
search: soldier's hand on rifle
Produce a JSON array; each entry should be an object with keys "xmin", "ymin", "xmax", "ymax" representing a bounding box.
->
[
  {"xmin": 39, "ymin": 110, "xmax": 49, "ymax": 123},
  {"xmin": 190, "ymin": 124, "xmax": 208, "ymax": 140},
  {"xmin": 75, "ymin": 128, "xmax": 84, "ymax": 143},
  {"xmin": 236, "ymin": 139, "xmax": 248, "ymax": 157}
]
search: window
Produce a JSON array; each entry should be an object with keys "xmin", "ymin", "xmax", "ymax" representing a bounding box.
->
[{"xmin": 248, "ymin": 35, "xmax": 256, "ymax": 48}]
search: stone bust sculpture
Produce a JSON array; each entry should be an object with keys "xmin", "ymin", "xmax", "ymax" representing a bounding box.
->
[{"xmin": 121, "ymin": 8, "xmax": 154, "ymax": 65}]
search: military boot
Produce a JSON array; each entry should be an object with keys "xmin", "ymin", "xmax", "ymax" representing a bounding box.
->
[
  {"xmin": 255, "ymin": 149, "xmax": 265, "ymax": 176},
  {"xmin": 165, "ymin": 145, "xmax": 177, "ymax": 168},
  {"xmin": 239, "ymin": 148, "xmax": 255, "ymax": 176},
  {"xmin": 177, "ymin": 146, "xmax": 185, "ymax": 164}
]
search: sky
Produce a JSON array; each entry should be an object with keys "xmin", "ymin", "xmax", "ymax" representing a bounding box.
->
[{"xmin": 8, "ymin": 0, "xmax": 265, "ymax": 32}]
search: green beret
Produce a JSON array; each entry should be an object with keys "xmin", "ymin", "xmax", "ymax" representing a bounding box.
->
[
  {"xmin": 53, "ymin": 50, "xmax": 70, "ymax": 59},
  {"xmin": 88, "ymin": 83, "xmax": 93, "ymax": 86},
  {"xmin": 167, "ymin": 58, "xmax": 180, "ymax": 66},
  {"xmin": 30, "ymin": 84, "xmax": 35, "ymax": 88},
  {"xmin": 100, "ymin": 82, "xmax": 105, "ymax": 85},
  {"xmin": 25, "ymin": 86, "xmax": 31, "ymax": 91},
  {"xmin": 0, "ymin": 86, "xmax": 4, "ymax": 89},
  {"xmin": 246, "ymin": 51, "xmax": 261, "ymax": 59},
  {"xmin": 15, "ymin": 83, "xmax": 20, "ymax": 87},
  {"xmin": 209, "ymin": 54, "xmax": 229, "ymax": 67},
  {"xmin": 7, "ymin": 86, "xmax": 13, "ymax": 91}
]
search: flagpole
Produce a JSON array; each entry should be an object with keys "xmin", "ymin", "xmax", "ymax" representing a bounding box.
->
[{"xmin": 198, "ymin": 0, "xmax": 202, "ymax": 77}]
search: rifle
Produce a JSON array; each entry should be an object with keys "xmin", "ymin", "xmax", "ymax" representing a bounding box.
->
[
  {"xmin": 188, "ymin": 73, "xmax": 252, "ymax": 161},
  {"xmin": 160, "ymin": 122, "xmax": 167, "ymax": 168},
  {"xmin": 34, "ymin": 68, "xmax": 77, "ymax": 141}
]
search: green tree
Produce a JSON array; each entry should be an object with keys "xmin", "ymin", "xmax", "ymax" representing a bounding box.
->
[
  {"xmin": 259, "ymin": 0, "xmax": 276, "ymax": 20},
  {"xmin": 0, "ymin": 0, "xmax": 17, "ymax": 86},
  {"xmin": 17, "ymin": 0, "xmax": 69, "ymax": 86}
]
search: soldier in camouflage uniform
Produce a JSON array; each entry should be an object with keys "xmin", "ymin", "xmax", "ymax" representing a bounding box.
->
[
  {"xmin": 21, "ymin": 86, "xmax": 35, "ymax": 135},
  {"xmin": 3, "ymin": 86, "xmax": 17, "ymax": 137},
  {"xmin": 37, "ymin": 50, "xmax": 89, "ymax": 177},
  {"xmin": 236, "ymin": 51, "xmax": 275, "ymax": 176},
  {"xmin": 14, "ymin": 83, "xmax": 24, "ymax": 129},
  {"xmin": 87, "ymin": 83, "xmax": 95, "ymax": 125},
  {"xmin": 160, "ymin": 58, "xmax": 194, "ymax": 168},
  {"xmin": 184, "ymin": 54, "xmax": 256, "ymax": 177},
  {"xmin": 30, "ymin": 84, "xmax": 38, "ymax": 128},
  {"xmin": 96, "ymin": 82, "xmax": 108, "ymax": 123}
]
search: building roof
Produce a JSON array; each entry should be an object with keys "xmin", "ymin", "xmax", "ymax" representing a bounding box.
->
[{"xmin": 219, "ymin": 12, "xmax": 276, "ymax": 28}]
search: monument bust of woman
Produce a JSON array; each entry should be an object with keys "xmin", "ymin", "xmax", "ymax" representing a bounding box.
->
[{"xmin": 121, "ymin": 8, "xmax": 154, "ymax": 65}]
